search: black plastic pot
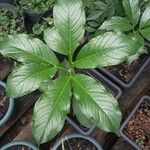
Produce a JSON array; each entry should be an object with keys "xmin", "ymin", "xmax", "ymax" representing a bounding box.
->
[
  {"xmin": 120, "ymin": 96, "xmax": 150, "ymax": 150},
  {"xmin": 25, "ymin": 9, "xmax": 53, "ymax": 26},
  {"xmin": 0, "ymin": 0, "xmax": 15, "ymax": 4},
  {"xmin": 0, "ymin": 2, "xmax": 13, "ymax": 9},
  {"xmin": 67, "ymin": 69, "xmax": 122, "ymax": 135},
  {"xmin": 0, "ymin": 81, "xmax": 14, "ymax": 126},
  {"xmin": 52, "ymin": 134, "xmax": 103, "ymax": 150},
  {"xmin": 0, "ymin": 141, "xmax": 38, "ymax": 150}
]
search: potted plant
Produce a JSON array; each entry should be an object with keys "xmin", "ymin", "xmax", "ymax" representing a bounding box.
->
[
  {"xmin": 0, "ymin": 0, "xmax": 143, "ymax": 145},
  {"xmin": 0, "ymin": 81, "xmax": 14, "ymax": 126},
  {"xmin": 0, "ymin": 3, "xmax": 25, "ymax": 41},
  {"xmin": 120, "ymin": 96, "xmax": 150, "ymax": 150},
  {"xmin": 95, "ymin": 0, "xmax": 150, "ymax": 88},
  {"xmin": 18, "ymin": 0, "xmax": 55, "ymax": 24},
  {"xmin": 52, "ymin": 134, "xmax": 103, "ymax": 150},
  {"xmin": 85, "ymin": 0, "xmax": 125, "ymax": 35},
  {"xmin": 0, "ymin": 141, "xmax": 38, "ymax": 150}
]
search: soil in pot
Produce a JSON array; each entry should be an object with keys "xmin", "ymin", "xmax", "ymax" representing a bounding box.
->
[
  {"xmin": 57, "ymin": 138, "xmax": 98, "ymax": 150},
  {"xmin": 0, "ymin": 84, "xmax": 9, "ymax": 120},
  {"xmin": 6, "ymin": 145, "xmax": 33, "ymax": 150},
  {"xmin": 123, "ymin": 102, "xmax": 150, "ymax": 150},
  {"xmin": 102, "ymin": 54, "xmax": 148, "ymax": 83}
]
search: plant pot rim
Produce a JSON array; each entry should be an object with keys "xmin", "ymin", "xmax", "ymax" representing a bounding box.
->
[
  {"xmin": 0, "ymin": 81, "xmax": 14, "ymax": 126},
  {"xmin": 0, "ymin": 140, "xmax": 38, "ymax": 150},
  {"xmin": 0, "ymin": 2, "xmax": 14, "ymax": 9},
  {"xmin": 120, "ymin": 95, "xmax": 150, "ymax": 150},
  {"xmin": 52, "ymin": 133, "xmax": 103, "ymax": 150}
]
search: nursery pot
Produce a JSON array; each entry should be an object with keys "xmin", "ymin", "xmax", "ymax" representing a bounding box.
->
[
  {"xmin": 0, "ymin": 141, "xmax": 38, "ymax": 150},
  {"xmin": 0, "ymin": 2, "xmax": 13, "ymax": 9},
  {"xmin": 0, "ymin": 81, "xmax": 14, "ymax": 126},
  {"xmin": 0, "ymin": 0, "xmax": 15, "ymax": 4},
  {"xmin": 52, "ymin": 134, "xmax": 103, "ymax": 150},
  {"xmin": 120, "ymin": 96, "xmax": 150, "ymax": 150},
  {"xmin": 25, "ymin": 9, "xmax": 53, "ymax": 26}
]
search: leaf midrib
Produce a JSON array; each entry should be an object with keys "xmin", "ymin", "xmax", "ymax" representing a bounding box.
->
[{"xmin": 74, "ymin": 45, "xmax": 127, "ymax": 64}]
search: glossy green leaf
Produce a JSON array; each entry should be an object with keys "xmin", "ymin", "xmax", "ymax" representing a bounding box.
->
[
  {"xmin": 140, "ymin": 7, "xmax": 150, "ymax": 40},
  {"xmin": 100, "ymin": 17, "xmax": 133, "ymax": 31},
  {"xmin": 32, "ymin": 75, "xmax": 71, "ymax": 144},
  {"xmin": 140, "ymin": 27, "xmax": 150, "ymax": 40},
  {"xmin": 140, "ymin": 6, "xmax": 150, "ymax": 28},
  {"xmin": 87, "ymin": 11, "xmax": 103, "ymax": 21},
  {"xmin": 44, "ymin": 28, "xmax": 67, "ymax": 55},
  {"xmin": 126, "ymin": 33, "xmax": 146, "ymax": 63},
  {"xmin": 123, "ymin": 0, "xmax": 140, "ymax": 26},
  {"xmin": 73, "ymin": 96, "xmax": 93, "ymax": 128},
  {"xmin": 53, "ymin": 0, "xmax": 85, "ymax": 55},
  {"xmin": 0, "ymin": 34, "xmax": 59, "ymax": 66},
  {"xmin": 72, "ymin": 74, "xmax": 122, "ymax": 134},
  {"xmin": 74, "ymin": 32, "xmax": 142, "ymax": 69},
  {"xmin": 6, "ymin": 64, "xmax": 57, "ymax": 98}
]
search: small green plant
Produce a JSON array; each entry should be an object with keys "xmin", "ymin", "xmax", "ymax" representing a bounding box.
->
[
  {"xmin": 0, "ymin": 7, "xmax": 24, "ymax": 41},
  {"xmin": 0, "ymin": 0, "xmax": 145, "ymax": 144},
  {"xmin": 85, "ymin": 0, "xmax": 124, "ymax": 33},
  {"xmin": 19, "ymin": 0, "xmax": 55, "ymax": 13},
  {"xmin": 32, "ymin": 17, "xmax": 53, "ymax": 36},
  {"xmin": 100, "ymin": 0, "xmax": 150, "ymax": 43}
]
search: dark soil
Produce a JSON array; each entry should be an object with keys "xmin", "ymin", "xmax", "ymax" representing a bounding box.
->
[
  {"xmin": 0, "ymin": 84, "xmax": 9, "ymax": 120},
  {"xmin": 104, "ymin": 55, "xmax": 147, "ymax": 83},
  {"xmin": 7, "ymin": 145, "xmax": 33, "ymax": 150},
  {"xmin": 57, "ymin": 138, "xmax": 98, "ymax": 150},
  {"xmin": 123, "ymin": 102, "xmax": 150, "ymax": 150}
]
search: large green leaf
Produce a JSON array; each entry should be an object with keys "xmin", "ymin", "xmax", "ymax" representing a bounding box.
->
[
  {"xmin": 44, "ymin": 28, "xmax": 67, "ymax": 55},
  {"xmin": 6, "ymin": 63, "xmax": 57, "ymax": 98},
  {"xmin": 87, "ymin": 11, "xmax": 103, "ymax": 21},
  {"xmin": 73, "ymin": 32, "xmax": 142, "ymax": 69},
  {"xmin": 31, "ymin": 75, "xmax": 71, "ymax": 144},
  {"xmin": 0, "ymin": 34, "xmax": 59, "ymax": 66},
  {"xmin": 140, "ymin": 7, "xmax": 150, "ymax": 40},
  {"xmin": 72, "ymin": 74, "xmax": 122, "ymax": 134},
  {"xmin": 53, "ymin": 0, "xmax": 85, "ymax": 55},
  {"xmin": 100, "ymin": 17, "xmax": 133, "ymax": 31},
  {"xmin": 123, "ymin": 0, "xmax": 140, "ymax": 26},
  {"xmin": 73, "ymin": 96, "xmax": 93, "ymax": 128},
  {"xmin": 140, "ymin": 6, "xmax": 150, "ymax": 28},
  {"xmin": 126, "ymin": 33, "xmax": 146, "ymax": 63},
  {"xmin": 140, "ymin": 28, "xmax": 150, "ymax": 40}
]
